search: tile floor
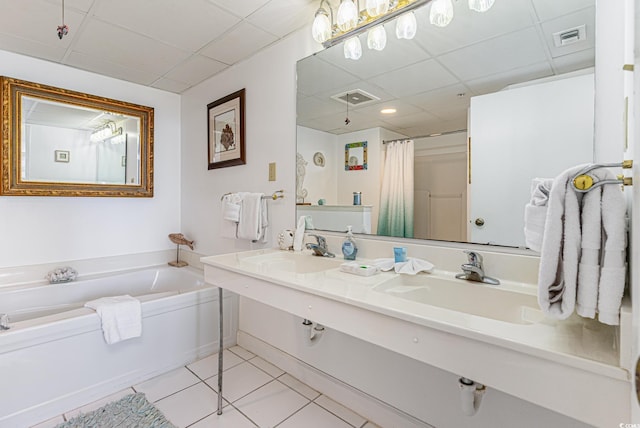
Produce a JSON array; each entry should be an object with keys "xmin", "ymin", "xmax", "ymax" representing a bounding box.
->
[{"xmin": 32, "ymin": 346, "xmax": 381, "ymax": 428}]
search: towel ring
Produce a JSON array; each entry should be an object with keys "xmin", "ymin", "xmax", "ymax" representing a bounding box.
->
[{"xmin": 572, "ymin": 160, "xmax": 633, "ymax": 193}]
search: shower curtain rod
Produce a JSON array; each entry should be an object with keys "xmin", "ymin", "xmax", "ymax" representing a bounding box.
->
[{"xmin": 383, "ymin": 129, "xmax": 467, "ymax": 144}]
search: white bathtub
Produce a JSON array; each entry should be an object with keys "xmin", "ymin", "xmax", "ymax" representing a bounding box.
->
[{"xmin": 0, "ymin": 266, "xmax": 237, "ymax": 428}]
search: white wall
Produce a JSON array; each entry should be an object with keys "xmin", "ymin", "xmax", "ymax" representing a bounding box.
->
[
  {"xmin": 180, "ymin": 26, "xmax": 595, "ymax": 428},
  {"xmin": 0, "ymin": 50, "xmax": 181, "ymax": 267},
  {"xmin": 296, "ymin": 126, "xmax": 338, "ymax": 204}
]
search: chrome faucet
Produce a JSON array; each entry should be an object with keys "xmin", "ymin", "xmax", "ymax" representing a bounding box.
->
[
  {"xmin": 455, "ymin": 250, "xmax": 500, "ymax": 285},
  {"xmin": 0, "ymin": 313, "xmax": 9, "ymax": 330},
  {"xmin": 306, "ymin": 234, "xmax": 335, "ymax": 258}
]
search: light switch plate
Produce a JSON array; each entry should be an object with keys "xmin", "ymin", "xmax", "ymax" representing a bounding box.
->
[{"xmin": 268, "ymin": 163, "xmax": 276, "ymax": 181}]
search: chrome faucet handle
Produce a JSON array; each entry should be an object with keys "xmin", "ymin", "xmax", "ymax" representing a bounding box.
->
[
  {"xmin": 463, "ymin": 250, "xmax": 483, "ymax": 267},
  {"xmin": 308, "ymin": 234, "xmax": 327, "ymax": 249}
]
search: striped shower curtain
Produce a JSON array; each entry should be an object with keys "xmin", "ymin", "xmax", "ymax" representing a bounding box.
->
[{"xmin": 377, "ymin": 140, "xmax": 414, "ymax": 238}]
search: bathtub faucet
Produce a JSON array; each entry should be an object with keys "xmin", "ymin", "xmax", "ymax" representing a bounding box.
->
[
  {"xmin": 455, "ymin": 250, "xmax": 499, "ymax": 285},
  {"xmin": 0, "ymin": 313, "xmax": 9, "ymax": 330}
]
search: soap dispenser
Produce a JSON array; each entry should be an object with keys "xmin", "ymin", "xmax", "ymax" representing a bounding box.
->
[{"xmin": 342, "ymin": 226, "xmax": 358, "ymax": 260}]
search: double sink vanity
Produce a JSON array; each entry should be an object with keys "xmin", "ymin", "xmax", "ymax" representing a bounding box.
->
[{"xmin": 201, "ymin": 237, "xmax": 631, "ymax": 427}]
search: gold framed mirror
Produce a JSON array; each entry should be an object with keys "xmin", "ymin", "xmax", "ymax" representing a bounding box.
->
[{"xmin": 0, "ymin": 76, "xmax": 154, "ymax": 197}]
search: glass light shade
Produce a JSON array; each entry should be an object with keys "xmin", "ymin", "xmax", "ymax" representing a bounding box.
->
[
  {"xmin": 312, "ymin": 10, "xmax": 332, "ymax": 43},
  {"xmin": 366, "ymin": 0, "xmax": 389, "ymax": 18},
  {"xmin": 367, "ymin": 25, "xmax": 387, "ymax": 51},
  {"xmin": 468, "ymin": 0, "xmax": 495, "ymax": 12},
  {"xmin": 337, "ymin": 0, "xmax": 359, "ymax": 32},
  {"xmin": 396, "ymin": 11, "xmax": 417, "ymax": 39},
  {"xmin": 429, "ymin": 0, "xmax": 454, "ymax": 28},
  {"xmin": 344, "ymin": 36, "xmax": 362, "ymax": 60}
]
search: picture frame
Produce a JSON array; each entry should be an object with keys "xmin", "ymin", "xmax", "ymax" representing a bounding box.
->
[
  {"xmin": 54, "ymin": 150, "xmax": 70, "ymax": 163},
  {"xmin": 207, "ymin": 89, "xmax": 246, "ymax": 169},
  {"xmin": 345, "ymin": 142, "xmax": 367, "ymax": 171}
]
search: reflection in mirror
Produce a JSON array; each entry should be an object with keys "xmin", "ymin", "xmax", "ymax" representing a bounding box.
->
[
  {"xmin": 296, "ymin": 0, "xmax": 595, "ymax": 248},
  {"xmin": 1, "ymin": 76, "xmax": 153, "ymax": 197}
]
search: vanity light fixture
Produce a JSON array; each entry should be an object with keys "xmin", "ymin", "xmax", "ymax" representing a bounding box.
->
[
  {"xmin": 337, "ymin": 0, "xmax": 359, "ymax": 32},
  {"xmin": 344, "ymin": 36, "xmax": 363, "ymax": 59},
  {"xmin": 367, "ymin": 24, "xmax": 387, "ymax": 50},
  {"xmin": 366, "ymin": 0, "xmax": 389, "ymax": 17},
  {"xmin": 396, "ymin": 11, "xmax": 417, "ymax": 39},
  {"xmin": 429, "ymin": 0, "xmax": 454, "ymax": 28},
  {"xmin": 312, "ymin": 0, "xmax": 333, "ymax": 43},
  {"xmin": 90, "ymin": 121, "xmax": 123, "ymax": 143},
  {"xmin": 468, "ymin": 0, "xmax": 495, "ymax": 13}
]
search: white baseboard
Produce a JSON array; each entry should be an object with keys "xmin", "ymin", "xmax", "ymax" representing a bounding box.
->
[{"xmin": 237, "ymin": 330, "xmax": 433, "ymax": 428}]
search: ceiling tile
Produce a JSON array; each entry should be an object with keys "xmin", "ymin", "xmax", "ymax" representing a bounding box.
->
[
  {"xmin": 0, "ymin": 0, "xmax": 86, "ymax": 49},
  {"xmin": 165, "ymin": 55, "xmax": 228, "ymax": 86},
  {"xmin": 200, "ymin": 22, "xmax": 278, "ymax": 65},
  {"xmin": 465, "ymin": 61, "xmax": 554, "ymax": 95},
  {"xmin": 413, "ymin": 0, "xmax": 537, "ymax": 56},
  {"xmin": 0, "ymin": 32, "xmax": 67, "ymax": 63},
  {"xmin": 246, "ymin": 0, "xmax": 318, "ymax": 38},
  {"xmin": 552, "ymin": 48, "xmax": 595, "ymax": 74},
  {"xmin": 540, "ymin": 7, "xmax": 595, "ymax": 59},
  {"xmin": 43, "ymin": 0, "xmax": 94, "ymax": 12},
  {"xmin": 151, "ymin": 77, "xmax": 191, "ymax": 93},
  {"xmin": 531, "ymin": 0, "xmax": 595, "ymax": 21},
  {"xmin": 65, "ymin": 51, "xmax": 160, "ymax": 85},
  {"xmin": 369, "ymin": 59, "xmax": 459, "ymax": 98},
  {"xmin": 405, "ymin": 83, "xmax": 469, "ymax": 115},
  {"xmin": 73, "ymin": 19, "xmax": 191, "ymax": 75},
  {"xmin": 379, "ymin": 110, "xmax": 440, "ymax": 128},
  {"xmin": 207, "ymin": 0, "xmax": 271, "ymax": 18},
  {"xmin": 93, "ymin": 0, "xmax": 240, "ymax": 52},
  {"xmin": 297, "ymin": 95, "xmax": 344, "ymax": 122},
  {"xmin": 296, "ymin": 56, "xmax": 360, "ymax": 96},
  {"xmin": 437, "ymin": 27, "xmax": 548, "ymax": 81}
]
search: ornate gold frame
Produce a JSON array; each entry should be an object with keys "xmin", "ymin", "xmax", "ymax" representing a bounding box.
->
[{"xmin": 0, "ymin": 76, "xmax": 154, "ymax": 197}]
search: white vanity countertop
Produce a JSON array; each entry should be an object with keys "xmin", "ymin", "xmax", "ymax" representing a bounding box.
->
[{"xmin": 201, "ymin": 248, "xmax": 628, "ymax": 381}]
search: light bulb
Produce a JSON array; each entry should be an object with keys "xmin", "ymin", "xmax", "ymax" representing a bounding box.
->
[
  {"xmin": 312, "ymin": 9, "xmax": 332, "ymax": 43},
  {"xmin": 337, "ymin": 0, "xmax": 359, "ymax": 32},
  {"xmin": 367, "ymin": 25, "xmax": 387, "ymax": 51},
  {"xmin": 429, "ymin": 0, "xmax": 454, "ymax": 28},
  {"xmin": 396, "ymin": 11, "xmax": 417, "ymax": 39},
  {"xmin": 366, "ymin": 0, "xmax": 389, "ymax": 18},
  {"xmin": 344, "ymin": 36, "xmax": 362, "ymax": 60},
  {"xmin": 468, "ymin": 0, "xmax": 495, "ymax": 12}
]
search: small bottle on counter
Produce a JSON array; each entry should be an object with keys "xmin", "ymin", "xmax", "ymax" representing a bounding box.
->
[{"xmin": 342, "ymin": 225, "xmax": 358, "ymax": 260}]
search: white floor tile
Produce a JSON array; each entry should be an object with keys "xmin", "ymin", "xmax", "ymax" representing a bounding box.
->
[
  {"xmin": 189, "ymin": 406, "xmax": 258, "ymax": 428},
  {"xmin": 30, "ymin": 415, "xmax": 65, "ymax": 428},
  {"xmin": 249, "ymin": 356, "xmax": 285, "ymax": 377},
  {"xmin": 154, "ymin": 382, "xmax": 221, "ymax": 428},
  {"xmin": 278, "ymin": 402, "xmax": 354, "ymax": 428},
  {"xmin": 315, "ymin": 395, "xmax": 367, "ymax": 428},
  {"xmin": 134, "ymin": 367, "xmax": 201, "ymax": 402},
  {"xmin": 63, "ymin": 388, "xmax": 135, "ymax": 420},
  {"xmin": 187, "ymin": 350, "xmax": 244, "ymax": 380},
  {"xmin": 229, "ymin": 345, "xmax": 255, "ymax": 360},
  {"xmin": 233, "ymin": 380, "xmax": 309, "ymax": 428},
  {"xmin": 278, "ymin": 373, "xmax": 320, "ymax": 400},
  {"xmin": 205, "ymin": 361, "xmax": 273, "ymax": 402}
]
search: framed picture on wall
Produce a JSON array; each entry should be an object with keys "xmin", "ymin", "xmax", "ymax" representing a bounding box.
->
[
  {"xmin": 54, "ymin": 150, "xmax": 70, "ymax": 163},
  {"xmin": 207, "ymin": 89, "xmax": 246, "ymax": 169}
]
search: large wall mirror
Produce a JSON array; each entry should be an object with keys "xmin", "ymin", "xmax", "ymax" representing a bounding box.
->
[
  {"xmin": 296, "ymin": 0, "xmax": 596, "ymax": 248},
  {"xmin": 1, "ymin": 77, "xmax": 153, "ymax": 197}
]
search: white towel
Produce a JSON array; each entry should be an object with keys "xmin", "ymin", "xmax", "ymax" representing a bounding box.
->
[
  {"xmin": 220, "ymin": 193, "xmax": 246, "ymax": 239},
  {"xmin": 538, "ymin": 166, "xmax": 628, "ymax": 325},
  {"xmin": 85, "ymin": 295, "xmax": 142, "ymax": 344},
  {"xmin": 524, "ymin": 178, "xmax": 553, "ymax": 252},
  {"xmin": 537, "ymin": 165, "xmax": 586, "ymax": 320},
  {"xmin": 373, "ymin": 257, "xmax": 434, "ymax": 275},
  {"xmin": 237, "ymin": 193, "xmax": 268, "ymax": 242}
]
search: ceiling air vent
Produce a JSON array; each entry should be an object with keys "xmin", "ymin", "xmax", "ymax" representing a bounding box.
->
[
  {"xmin": 552, "ymin": 24, "xmax": 587, "ymax": 47},
  {"xmin": 331, "ymin": 89, "xmax": 380, "ymax": 106}
]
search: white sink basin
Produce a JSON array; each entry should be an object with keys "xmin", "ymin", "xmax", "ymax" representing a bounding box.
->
[
  {"xmin": 239, "ymin": 251, "xmax": 342, "ymax": 274},
  {"xmin": 373, "ymin": 275, "xmax": 543, "ymax": 325}
]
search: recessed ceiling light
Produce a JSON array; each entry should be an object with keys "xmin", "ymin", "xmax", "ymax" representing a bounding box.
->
[{"xmin": 381, "ymin": 108, "xmax": 396, "ymax": 114}]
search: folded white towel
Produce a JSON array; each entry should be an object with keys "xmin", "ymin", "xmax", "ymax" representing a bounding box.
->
[
  {"xmin": 537, "ymin": 165, "xmax": 586, "ymax": 320},
  {"xmin": 85, "ymin": 295, "xmax": 142, "ymax": 344},
  {"xmin": 524, "ymin": 178, "xmax": 553, "ymax": 252},
  {"xmin": 222, "ymin": 200, "xmax": 241, "ymax": 222},
  {"xmin": 373, "ymin": 257, "xmax": 434, "ymax": 275},
  {"xmin": 237, "ymin": 193, "xmax": 268, "ymax": 242}
]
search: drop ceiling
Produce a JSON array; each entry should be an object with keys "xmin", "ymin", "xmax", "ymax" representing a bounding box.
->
[{"xmin": 0, "ymin": 0, "xmax": 318, "ymax": 93}]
